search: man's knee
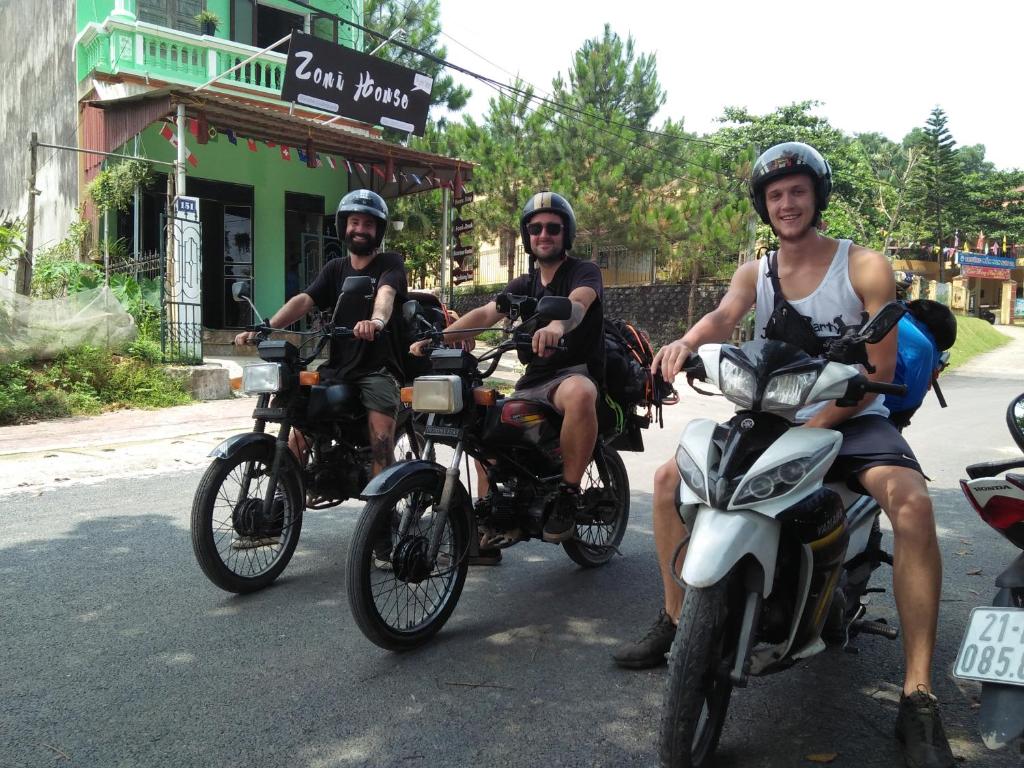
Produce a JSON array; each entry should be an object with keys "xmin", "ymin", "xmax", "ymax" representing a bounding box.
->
[
  {"xmin": 888, "ymin": 489, "xmax": 936, "ymax": 537},
  {"xmin": 556, "ymin": 376, "xmax": 598, "ymax": 411},
  {"xmin": 653, "ymin": 459, "xmax": 680, "ymax": 512}
]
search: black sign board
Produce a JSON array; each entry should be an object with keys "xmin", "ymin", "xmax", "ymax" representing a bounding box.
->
[
  {"xmin": 452, "ymin": 268, "xmax": 474, "ymax": 285},
  {"xmin": 453, "ymin": 192, "xmax": 474, "ymax": 207},
  {"xmin": 452, "ymin": 245, "xmax": 475, "ymax": 260},
  {"xmin": 281, "ymin": 32, "xmax": 433, "ymax": 136},
  {"xmin": 454, "ymin": 218, "xmax": 474, "ymax": 235}
]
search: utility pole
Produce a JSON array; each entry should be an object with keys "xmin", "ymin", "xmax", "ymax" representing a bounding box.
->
[{"xmin": 18, "ymin": 132, "xmax": 39, "ymax": 295}]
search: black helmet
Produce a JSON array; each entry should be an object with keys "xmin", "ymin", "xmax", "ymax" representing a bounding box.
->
[
  {"xmin": 907, "ymin": 298, "xmax": 958, "ymax": 351},
  {"xmin": 520, "ymin": 191, "xmax": 576, "ymax": 255},
  {"xmin": 336, "ymin": 189, "xmax": 388, "ymax": 248},
  {"xmin": 749, "ymin": 142, "xmax": 832, "ymax": 225}
]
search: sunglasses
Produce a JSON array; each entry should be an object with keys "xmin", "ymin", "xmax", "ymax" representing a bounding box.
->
[{"xmin": 526, "ymin": 221, "xmax": 563, "ymax": 236}]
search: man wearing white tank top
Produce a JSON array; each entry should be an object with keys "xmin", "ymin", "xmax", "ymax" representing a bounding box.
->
[{"xmin": 613, "ymin": 143, "xmax": 954, "ymax": 768}]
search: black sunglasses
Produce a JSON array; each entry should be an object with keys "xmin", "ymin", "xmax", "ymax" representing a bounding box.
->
[{"xmin": 526, "ymin": 221, "xmax": 563, "ymax": 236}]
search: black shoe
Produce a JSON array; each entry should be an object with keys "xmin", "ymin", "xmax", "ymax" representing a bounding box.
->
[
  {"xmin": 894, "ymin": 688, "xmax": 956, "ymax": 768},
  {"xmin": 612, "ymin": 610, "xmax": 677, "ymax": 669},
  {"xmin": 543, "ymin": 485, "xmax": 580, "ymax": 543}
]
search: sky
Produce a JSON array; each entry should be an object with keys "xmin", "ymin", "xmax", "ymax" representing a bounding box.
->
[{"xmin": 436, "ymin": 0, "xmax": 1023, "ymax": 170}]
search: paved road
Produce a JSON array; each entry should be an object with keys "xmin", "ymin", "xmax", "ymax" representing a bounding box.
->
[{"xmin": 2, "ymin": 337, "xmax": 1023, "ymax": 767}]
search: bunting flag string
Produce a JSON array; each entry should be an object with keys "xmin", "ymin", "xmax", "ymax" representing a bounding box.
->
[{"xmin": 159, "ymin": 121, "xmax": 199, "ymax": 167}]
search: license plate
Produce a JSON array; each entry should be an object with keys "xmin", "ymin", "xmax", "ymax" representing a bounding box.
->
[{"xmin": 954, "ymin": 607, "xmax": 1024, "ymax": 686}]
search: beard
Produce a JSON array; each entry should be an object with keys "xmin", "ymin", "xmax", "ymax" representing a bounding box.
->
[
  {"xmin": 534, "ymin": 249, "xmax": 565, "ymax": 265},
  {"xmin": 346, "ymin": 233, "xmax": 375, "ymax": 256}
]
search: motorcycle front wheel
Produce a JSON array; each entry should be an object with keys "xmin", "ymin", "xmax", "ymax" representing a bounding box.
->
[
  {"xmin": 191, "ymin": 443, "xmax": 303, "ymax": 594},
  {"xmin": 659, "ymin": 578, "xmax": 736, "ymax": 768},
  {"xmin": 347, "ymin": 471, "xmax": 470, "ymax": 651},
  {"xmin": 563, "ymin": 446, "xmax": 630, "ymax": 567}
]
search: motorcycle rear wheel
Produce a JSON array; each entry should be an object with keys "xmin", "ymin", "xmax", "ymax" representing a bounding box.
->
[
  {"xmin": 191, "ymin": 444, "xmax": 303, "ymax": 594},
  {"xmin": 659, "ymin": 578, "xmax": 736, "ymax": 768},
  {"xmin": 347, "ymin": 471, "xmax": 470, "ymax": 651},
  {"xmin": 563, "ymin": 446, "xmax": 630, "ymax": 567}
]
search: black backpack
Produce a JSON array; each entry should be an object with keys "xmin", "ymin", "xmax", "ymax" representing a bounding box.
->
[
  {"xmin": 400, "ymin": 291, "xmax": 452, "ymax": 384},
  {"xmin": 604, "ymin": 318, "xmax": 656, "ymax": 407}
]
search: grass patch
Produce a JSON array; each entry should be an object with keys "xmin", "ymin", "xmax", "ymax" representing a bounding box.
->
[
  {"xmin": 946, "ymin": 316, "xmax": 1013, "ymax": 369},
  {"xmin": 0, "ymin": 347, "xmax": 193, "ymax": 426}
]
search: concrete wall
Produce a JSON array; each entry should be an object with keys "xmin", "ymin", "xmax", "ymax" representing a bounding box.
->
[
  {"xmin": 0, "ymin": 1, "xmax": 79, "ymax": 288},
  {"xmin": 451, "ymin": 281, "xmax": 731, "ymax": 347}
]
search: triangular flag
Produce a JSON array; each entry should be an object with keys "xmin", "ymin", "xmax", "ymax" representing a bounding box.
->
[
  {"xmin": 356, "ymin": 162, "xmax": 367, "ymax": 175},
  {"xmin": 188, "ymin": 118, "xmax": 199, "ymax": 137},
  {"xmin": 297, "ymin": 147, "xmax": 308, "ymax": 163},
  {"xmin": 280, "ymin": 145, "xmax": 291, "ymax": 161},
  {"xmin": 246, "ymin": 137, "xmax": 257, "ymax": 152},
  {"xmin": 372, "ymin": 164, "xmax": 386, "ymax": 179},
  {"xmin": 225, "ymin": 128, "xmax": 237, "ymax": 145},
  {"xmin": 266, "ymin": 139, "xmax": 277, "ymax": 148},
  {"xmin": 344, "ymin": 159, "xmax": 353, "ymax": 173},
  {"xmin": 185, "ymin": 147, "xmax": 198, "ymax": 167},
  {"xmin": 409, "ymin": 172, "xmax": 421, "ymax": 185},
  {"xmin": 326, "ymin": 155, "xmax": 336, "ymax": 170}
]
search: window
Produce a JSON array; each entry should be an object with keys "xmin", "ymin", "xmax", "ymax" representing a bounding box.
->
[{"xmin": 137, "ymin": 0, "xmax": 203, "ymax": 34}]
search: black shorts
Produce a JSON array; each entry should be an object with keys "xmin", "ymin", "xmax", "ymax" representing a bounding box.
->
[{"xmin": 824, "ymin": 414, "xmax": 925, "ymax": 494}]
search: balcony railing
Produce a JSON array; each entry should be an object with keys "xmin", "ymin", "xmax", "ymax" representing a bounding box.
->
[{"xmin": 77, "ymin": 18, "xmax": 298, "ymax": 98}]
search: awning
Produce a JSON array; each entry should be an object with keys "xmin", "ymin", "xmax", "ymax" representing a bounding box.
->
[{"xmin": 84, "ymin": 86, "xmax": 473, "ymax": 198}]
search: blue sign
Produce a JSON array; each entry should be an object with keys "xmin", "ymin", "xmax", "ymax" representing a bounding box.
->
[
  {"xmin": 1015, "ymin": 298, "xmax": 1024, "ymax": 318},
  {"xmin": 958, "ymin": 252, "xmax": 1016, "ymax": 269}
]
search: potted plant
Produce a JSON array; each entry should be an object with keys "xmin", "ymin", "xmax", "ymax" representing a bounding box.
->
[{"xmin": 194, "ymin": 10, "xmax": 221, "ymax": 36}]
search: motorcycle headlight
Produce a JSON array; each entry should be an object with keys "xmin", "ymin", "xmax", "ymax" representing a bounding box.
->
[
  {"xmin": 718, "ymin": 358, "xmax": 755, "ymax": 408},
  {"xmin": 731, "ymin": 445, "xmax": 833, "ymax": 507},
  {"xmin": 762, "ymin": 370, "xmax": 819, "ymax": 410},
  {"xmin": 242, "ymin": 363, "xmax": 283, "ymax": 394},
  {"xmin": 411, "ymin": 375, "xmax": 464, "ymax": 414},
  {"xmin": 675, "ymin": 443, "xmax": 707, "ymax": 501}
]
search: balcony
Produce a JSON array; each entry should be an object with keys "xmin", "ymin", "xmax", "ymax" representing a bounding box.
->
[{"xmin": 76, "ymin": 18, "xmax": 303, "ymax": 102}]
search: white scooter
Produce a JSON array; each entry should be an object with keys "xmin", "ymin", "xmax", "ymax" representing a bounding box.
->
[{"xmin": 658, "ymin": 302, "xmax": 908, "ymax": 768}]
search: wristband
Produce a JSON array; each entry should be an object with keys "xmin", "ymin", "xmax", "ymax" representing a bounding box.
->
[{"xmin": 371, "ymin": 317, "xmax": 386, "ymax": 329}]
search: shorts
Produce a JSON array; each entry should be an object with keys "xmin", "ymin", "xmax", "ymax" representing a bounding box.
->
[
  {"xmin": 824, "ymin": 414, "xmax": 925, "ymax": 494},
  {"xmin": 322, "ymin": 367, "xmax": 400, "ymax": 418},
  {"xmin": 510, "ymin": 364, "xmax": 594, "ymax": 415}
]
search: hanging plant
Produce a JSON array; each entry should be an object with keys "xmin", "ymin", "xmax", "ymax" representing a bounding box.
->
[
  {"xmin": 87, "ymin": 160, "xmax": 153, "ymax": 214},
  {"xmin": 194, "ymin": 10, "xmax": 221, "ymax": 35}
]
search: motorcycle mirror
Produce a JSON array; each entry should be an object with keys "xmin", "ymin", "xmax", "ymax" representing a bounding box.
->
[
  {"xmin": 537, "ymin": 296, "xmax": 572, "ymax": 321},
  {"xmin": 495, "ymin": 293, "xmax": 511, "ymax": 315},
  {"xmin": 1009, "ymin": 394, "xmax": 1024, "ymax": 453},
  {"xmin": 341, "ymin": 276, "xmax": 373, "ymax": 296},
  {"xmin": 402, "ymin": 299, "xmax": 423, "ymax": 324},
  {"xmin": 860, "ymin": 301, "xmax": 907, "ymax": 344}
]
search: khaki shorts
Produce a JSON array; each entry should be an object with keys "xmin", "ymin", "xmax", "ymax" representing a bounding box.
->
[
  {"xmin": 511, "ymin": 364, "xmax": 594, "ymax": 415},
  {"xmin": 322, "ymin": 368, "xmax": 400, "ymax": 417}
]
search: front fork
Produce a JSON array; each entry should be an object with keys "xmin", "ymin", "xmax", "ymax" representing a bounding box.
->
[{"xmin": 239, "ymin": 393, "xmax": 286, "ymax": 519}]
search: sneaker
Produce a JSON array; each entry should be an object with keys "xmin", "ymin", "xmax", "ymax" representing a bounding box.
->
[
  {"xmin": 372, "ymin": 539, "xmax": 393, "ymax": 570},
  {"xmin": 894, "ymin": 688, "xmax": 956, "ymax": 768},
  {"xmin": 543, "ymin": 485, "xmax": 580, "ymax": 543},
  {"xmin": 612, "ymin": 610, "xmax": 677, "ymax": 669}
]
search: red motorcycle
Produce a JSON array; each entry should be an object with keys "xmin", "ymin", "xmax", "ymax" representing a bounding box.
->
[{"xmin": 954, "ymin": 392, "xmax": 1024, "ymax": 752}]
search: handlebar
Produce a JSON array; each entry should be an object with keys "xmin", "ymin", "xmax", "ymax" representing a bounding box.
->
[{"xmin": 864, "ymin": 380, "xmax": 907, "ymax": 397}]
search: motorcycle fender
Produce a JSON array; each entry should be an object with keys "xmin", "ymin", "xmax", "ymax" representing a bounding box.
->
[
  {"xmin": 979, "ymin": 682, "xmax": 1024, "ymax": 750},
  {"xmin": 360, "ymin": 459, "xmax": 444, "ymax": 499},
  {"xmin": 681, "ymin": 505, "xmax": 780, "ymax": 596},
  {"xmin": 995, "ymin": 551, "xmax": 1024, "ymax": 589},
  {"xmin": 210, "ymin": 431, "xmax": 277, "ymax": 459}
]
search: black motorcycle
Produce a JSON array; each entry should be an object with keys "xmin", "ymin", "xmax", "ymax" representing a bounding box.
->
[
  {"xmin": 345, "ymin": 294, "xmax": 634, "ymax": 650},
  {"xmin": 190, "ymin": 276, "xmax": 420, "ymax": 593}
]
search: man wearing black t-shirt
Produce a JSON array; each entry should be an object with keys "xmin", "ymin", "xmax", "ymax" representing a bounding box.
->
[
  {"xmin": 235, "ymin": 189, "xmax": 407, "ymax": 476},
  {"xmin": 410, "ymin": 192, "xmax": 604, "ymax": 543}
]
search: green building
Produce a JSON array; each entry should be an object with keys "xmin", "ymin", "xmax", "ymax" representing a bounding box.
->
[{"xmin": 64, "ymin": 0, "xmax": 467, "ymax": 347}]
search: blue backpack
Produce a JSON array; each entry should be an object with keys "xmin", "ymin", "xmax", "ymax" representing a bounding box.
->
[{"xmin": 885, "ymin": 301, "xmax": 955, "ymax": 427}]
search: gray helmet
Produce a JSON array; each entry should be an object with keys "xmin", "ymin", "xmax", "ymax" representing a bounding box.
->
[
  {"xmin": 520, "ymin": 191, "xmax": 576, "ymax": 255},
  {"xmin": 336, "ymin": 189, "xmax": 388, "ymax": 248},
  {"xmin": 749, "ymin": 142, "xmax": 832, "ymax": 225}
]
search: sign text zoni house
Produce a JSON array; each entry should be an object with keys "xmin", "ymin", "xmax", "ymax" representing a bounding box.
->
[{"xmin": 281, "ymin": 32, "xmax": 433, "ymax": 136}]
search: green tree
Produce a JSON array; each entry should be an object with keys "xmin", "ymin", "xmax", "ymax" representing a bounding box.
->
[
  {"xmin": 542, "ymin": 25, "xmax": 666, "ymax": 249},
  {"xmin": 907, "ymin": 106, "xmax": 965, "ymax": 280},
  {"xmin": 446, "ymin": 83, "xmax": 544, "ymax": 283}
]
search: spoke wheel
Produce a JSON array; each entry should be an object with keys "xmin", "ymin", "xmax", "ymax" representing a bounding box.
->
[
  {"xmin": 563, "ymin": 446, "xmax": 630, "ymax": 567},
  {"xmin": 659, "ymin": 579, "xmax": 736, "ymax": 768},
  {"xmin": 347, "ymin": 471, "xmax": 470, "ymax": 651},
  {"xmin": 191, "ymin": 443, "xmax": 303, "ymax": 593}
]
